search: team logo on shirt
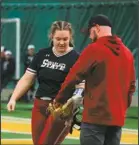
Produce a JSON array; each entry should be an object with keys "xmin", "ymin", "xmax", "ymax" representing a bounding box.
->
[{"xmin": 41, "ymin": 59, "xmax": 66, "ymax": 71}]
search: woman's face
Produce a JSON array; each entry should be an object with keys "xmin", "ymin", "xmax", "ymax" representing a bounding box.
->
[{"xmin": 52, "ymin": 30, "xmax": 71, "ymax": 53}]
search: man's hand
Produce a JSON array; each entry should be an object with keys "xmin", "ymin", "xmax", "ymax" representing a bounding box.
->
[{"xmin": 71, "ymin": 95, "xmax": 83, "ymax": 106}]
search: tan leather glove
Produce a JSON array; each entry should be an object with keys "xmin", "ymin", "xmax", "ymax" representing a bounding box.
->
[{"xmin": 48, "ymin": 99, "xmax": 74, "ymax": 120}]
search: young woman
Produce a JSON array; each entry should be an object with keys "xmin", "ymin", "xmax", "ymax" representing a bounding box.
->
[{"xmin": 7, "ymin": 21, "xmax": 82, "ymax": 145}]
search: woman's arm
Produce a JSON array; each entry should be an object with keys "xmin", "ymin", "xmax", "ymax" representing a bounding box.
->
[
  {"xmin": 7, "ymin": 71, "xmax": 36, "ymax": 111},
  {"xmin": 10, "ymin": 71, "xmax": 36, "ymax": 101}
]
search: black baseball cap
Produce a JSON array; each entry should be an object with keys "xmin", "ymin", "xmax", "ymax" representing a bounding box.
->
[{"xmin": 82, "ymin": 14, "xmax": 112, "ymax": 33}]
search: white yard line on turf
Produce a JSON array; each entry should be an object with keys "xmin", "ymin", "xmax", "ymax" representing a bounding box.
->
[
  {"xmin": 2, "ymin": 116, "xmax": 138, "ymax": 133},
  {"xmin": 2, "ymin": 129, "xmax": 137, "ymax": 135},
  {"xmin": 2, "ymin": 130, "xmax": 31, "ymax": 135},
  {"xmin": 1, "ymin": 116, "xmax": 31, "ymax": 122}
]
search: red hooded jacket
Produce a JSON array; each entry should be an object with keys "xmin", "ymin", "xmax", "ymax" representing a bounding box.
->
[{"xmin": 55, "ymin": 36, "xmax": 136, "ymax": 126}]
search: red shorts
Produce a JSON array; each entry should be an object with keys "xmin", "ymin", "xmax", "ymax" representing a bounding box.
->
[{"xmin": 31, "ymin": 98, "xmax": 71, "ymax": 145}]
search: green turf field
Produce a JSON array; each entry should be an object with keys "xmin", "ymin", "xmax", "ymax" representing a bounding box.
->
[
  {"xmin": 2, "ymin": 132, "xmax": 31, "ymax": 139},
  {"xmin": 1, "ymin": 102, "xmax": 138, "ymax": 145},
  {"xmin": 1, "ymin": 133, "xmax": 80, "ymax": 144},
  {"xmin": 1, "ymin": 102, "xmax": 138, "ymax": 129}
]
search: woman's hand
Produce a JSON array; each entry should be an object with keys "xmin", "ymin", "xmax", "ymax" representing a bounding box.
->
[{"xmin": 7, "ymin": 99, "xmax": 16, "ymax": 112}]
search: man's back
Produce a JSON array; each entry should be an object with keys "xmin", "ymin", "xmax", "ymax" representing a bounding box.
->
[
  {"xmin": 55, "ymin": 14, "xmax": 136, "ymax": 145},
  {"xmin": 82, "ymin": 36, "xmax": 136, "ymax": 126}
]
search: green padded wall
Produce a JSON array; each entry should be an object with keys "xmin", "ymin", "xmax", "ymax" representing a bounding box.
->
[{"xmin": 1, "ymin": 0, "xmax": 138, "ymax": 91}]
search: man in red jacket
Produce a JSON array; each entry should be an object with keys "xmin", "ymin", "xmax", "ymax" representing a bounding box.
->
[{"xmin": 55, "ymin": 14, "xmax": 136, "ymax": 145}]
